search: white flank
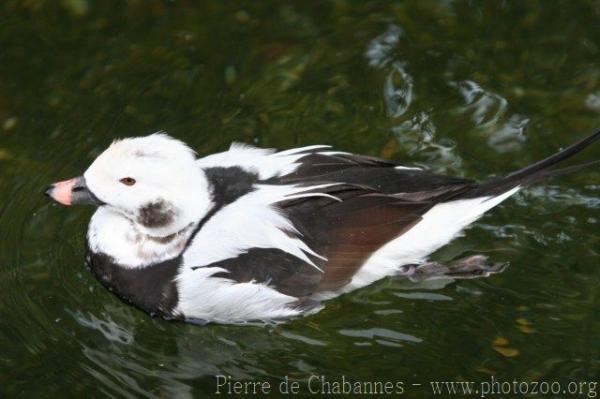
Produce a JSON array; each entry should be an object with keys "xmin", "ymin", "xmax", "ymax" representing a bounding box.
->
[{"xmin": 174, "ymin": 267, "xmax": 301, "ymax": 322}]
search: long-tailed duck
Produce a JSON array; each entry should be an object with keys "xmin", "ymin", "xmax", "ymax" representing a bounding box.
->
[{"xmin": 46, "ymin": 130, "xmax": 600, "ymax": 323}]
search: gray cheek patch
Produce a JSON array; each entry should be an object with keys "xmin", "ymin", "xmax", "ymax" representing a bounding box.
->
[{"xmin": 138, "ymin": 199, "xmax": 177, "ymax": 228}]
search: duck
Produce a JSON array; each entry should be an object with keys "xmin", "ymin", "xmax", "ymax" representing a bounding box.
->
[{"xmin": 45, "ymin": 130, "xmax": 600, "ymax": 324}]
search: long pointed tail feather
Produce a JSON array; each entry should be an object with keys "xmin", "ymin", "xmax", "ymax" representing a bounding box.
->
[{"xmin": 468, "ymin": 128, "xmax": 600, "ymax": 197}]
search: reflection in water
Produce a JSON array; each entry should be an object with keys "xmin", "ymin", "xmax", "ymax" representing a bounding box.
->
[
  {"xmin": 486, "ymin": 114, "xmax": 528, "ymax": 153},
  {"xmin": 72, "ymin": 307, "xmax": 227, "ymax": 397},
  {"xmin": 68, "ymin": 299, "xmax": 428, "ymax": 397},
  {"xmin": 366, "ymin": 25, "xmax": 414, "ymax": 118},
  {"xmin": 384, "ymin": 62, "xmax": 414, "ymax": 118},
  {"xmin": 585, "ymin": 91, "xmax": 600, "ymax": 112},
  {"xmin": 394, "ymin": 292, "xmax": 453, "ymax": 301},
  {"xmin": 452, "ymin": 80, "xmax": 508, "ymax": 128},
  {"xmin": 365, "ymin": 24, "xmax": 403, "ymax": 68},
  {"xmin": 69, "ymin": 305, "xmax": 317, "ymax": 397},
  {"xmin": 338, "ymin": 328, "xmax": 422, "ymax": 345},
  {"xmin": 451, "ymin": 80, "xmax": 528, "ymax": 153},
  {"xmin": 391, "ymin": 111, "xmax": 462, "ymax": 169},
  {"xmin": 515, "ymin": 185, "xmax": 600, "ymax": 210},
  {"xmin": 72, "ymin": 310, "xmax": 135, "ymax": 344},
  {"xmin": 366, "ymin": 24, "xmax": 465, "ymax": 171}
]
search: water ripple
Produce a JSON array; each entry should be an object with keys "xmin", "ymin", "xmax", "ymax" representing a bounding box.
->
[
  {"xmin": 394, "ymin": 292, "xmax": 454, "ymax": 301},
  {"xmin": 451, "ymin": 80, "xmax": 529, "ymax": 153},
  {"xmin": 392, "ymin": 111, "xmax": 463, "ymax": 170},
  {"xmin": 71, "ymin": 310, "xmax": 135, "ymax": 344},
  {"xmin": 585, "ymin": 91, "xmax": 600, "ymax": 112},
  {"xmin": 516, "ymin": 185, "xmax": 600, "ymax": 209},
  {"xmin": 365, "ymin": 24, "xmax": 403, "ymax": 68},
  {"xmin": 452, "ymin": 80, "xmax": 508, "ymax": 127},
  {"xmin": 486, "ymin": 114, "xmax": 528, "ymax": 153},
  {"xmin": 339, "ymin": 328, "xmax": 422, "ymax": 344},
  {"xmin": 384, "ymin": 61, "xmax": 414, "ymax": 118}
]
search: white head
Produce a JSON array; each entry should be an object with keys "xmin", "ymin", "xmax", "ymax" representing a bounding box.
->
[{"xmin": 46, "ymin": 133, "xmax": 211, "ymax": 237}]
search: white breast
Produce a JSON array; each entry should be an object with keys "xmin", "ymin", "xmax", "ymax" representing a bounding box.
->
[{"xmin": 87, "ymin": 207, "xmax": 191, "ymax": 268}]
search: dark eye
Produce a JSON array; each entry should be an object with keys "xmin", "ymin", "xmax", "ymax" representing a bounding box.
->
[{"xmin": 119, "ymin": 177, "xmax": 136, "ymax": 186}]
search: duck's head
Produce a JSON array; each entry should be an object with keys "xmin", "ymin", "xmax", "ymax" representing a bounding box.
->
[{"xmin": 45, "ymin": 133, "xmax": 210, "ymax": 237}]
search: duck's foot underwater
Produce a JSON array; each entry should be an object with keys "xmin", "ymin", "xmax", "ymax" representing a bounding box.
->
[{"xmin": 397, "ymin": 255, "xmax": 508, "ymax": 282}]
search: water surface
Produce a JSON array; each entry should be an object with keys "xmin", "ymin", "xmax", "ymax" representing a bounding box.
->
[{"xmin": 0, "ymin": 1, "xmax": 599, "ymax": 397}]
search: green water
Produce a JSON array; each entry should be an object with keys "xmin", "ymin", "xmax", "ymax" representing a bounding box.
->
[{"xmin": 1, "ymin": 1, "xmax": 599, "ymax": 397}]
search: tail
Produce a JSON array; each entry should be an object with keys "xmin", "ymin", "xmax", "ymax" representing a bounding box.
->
[{"xmin": 467, "ymin": 128, "xmax": 600, "ymax": 197}]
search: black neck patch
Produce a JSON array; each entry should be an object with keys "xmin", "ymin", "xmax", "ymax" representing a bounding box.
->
[{"xmin": 203, "ymin": 166, "xmax": 257, "ymax": 206}]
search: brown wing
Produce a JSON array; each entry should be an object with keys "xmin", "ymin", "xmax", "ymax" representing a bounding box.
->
[
  {"xmin": 271, "ymin": 150, "xmax": 475, "ymax": 293},
  {"xmin": 278, "ymin": 185, "xmax": 436, "ymax": 292}
]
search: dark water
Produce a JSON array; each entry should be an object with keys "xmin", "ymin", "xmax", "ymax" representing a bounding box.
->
[{"xmin": 1, "ymin": 1, "xmax": 599, "ymax": 397}]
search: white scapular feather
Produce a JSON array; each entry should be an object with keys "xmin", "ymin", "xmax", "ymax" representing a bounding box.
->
[
  {"xmin": 195, "ymin": 143, "xmax": 319, "ymax": 179},
  {"xmin": 196, "ymin": 143, "xmax": 419, "ymax": 177},
  {"xmin": 182, "ymin": 183, "xmax": 339, "ymax": 271}
]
